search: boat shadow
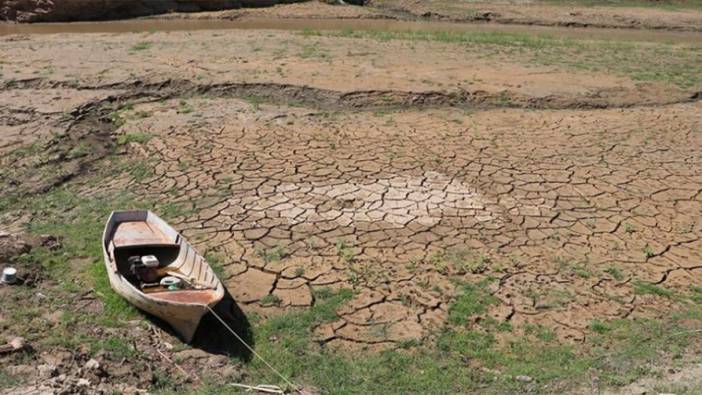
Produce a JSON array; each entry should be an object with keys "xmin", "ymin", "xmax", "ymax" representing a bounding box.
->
[
  {"xmin": 192, "ymin": 289, "xmax": 253, "ymax": 361},
  {"xmin": 145, "ymin": 288, "xmax": 254, "ymax": 361}
]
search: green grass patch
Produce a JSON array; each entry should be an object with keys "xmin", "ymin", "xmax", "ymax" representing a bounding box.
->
[
  {"xmin": 116, "ymin": 132, "xmax": 152, "ymax": 146},
  {"xmin": 298, "ymin": 43, "xmax": 331, "ymax": 59},
  {"xmin": 0, "ymin": 368, "xmax": 20, "ymax": 388},
  {"xmin": 335, "ymin": 240, "xmax": 357, "ymax": 264},
  {"xmin": 66, "ymin": 142, "xmax": 89, "ymax": 159},
  {"xmin": 130, "ymin": 42, "xmax": 152, "ymax": 52},
  {"xmin": 260, "ymin": 294, "xmax": 283, "ymax": 306},
  {"xmin": 204, "ymin": 252, "xmax": 227, "ymax": 279},
  {"xmin": 304, "ymin": 28, "xmax": 562, "ymax": 48},
  {"xmin": 448, "ymin": 281, "xmax": 498, "ymax": 325},
  {"xmin": 300, "ymin": 29, "xmax": 702, "ymax": 89},
  {"xmin": 633, "ymin": 280, "xmax": 674, "ymax": 298},
  {"xmin": 93, "ymin": 335, "xmax": 137, "ymax": 358},
  {"xmin": 605, "ymin": 266, "xmax": 624, "ymax": 281},
  {"xmin": 688, "ymin": 285, "xmax": 702, "ymax": 302},
  {"xmin": 242, "ymin": 95, "xmax": 263, "ymax": 111},
  {"xmin": 440, "ymin": 247, "xmax": 490, "ymax": 274},
  {"xmin": 256, "ymin": 245, "xmax": 289, "ymax": 263},
  {"xmin": 241, "ymin": 273, "xmax": 702, "ymax": 393},
  {"xmin": 178, "ymin": 99, "xmax": 194, "ymax": 114}
]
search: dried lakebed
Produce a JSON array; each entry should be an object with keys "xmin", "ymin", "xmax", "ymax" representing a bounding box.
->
[{"xmin": 1, "ymin": 22, "xmax": 701, "ymax": 394}]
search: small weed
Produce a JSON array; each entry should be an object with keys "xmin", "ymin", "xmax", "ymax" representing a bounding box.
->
[
  {"xmin": 405, "ymin": 257, "xmax": 419, "ymax": 272},
  {"xmin": 689, "ymin": 285, "xmax": 702, "ymax": 302},
  {"xmin": 624, "ymin": 223, "xmax": 636, "ymax": 234},
  {"xmin": 298, "ymin": 44, "xmax": 330, "ymax": 60},
  {"xmin": 589, "ymin": 320, "xmax": 611, "ymax": 334},
  {"xmin": 158, "ymin": 201, "xmax": 193, "ymax": 220},
  {"xmin": 116, "ymin": 132, "xmax": 152, "ymax": 146},
  {"xmin": 178, "ymin": 99, "xmax": 194, "ymax": 114},
  {"xmin": 429, "ymin": 252, "xmax": 449, "ymax": 274},
  {"xmin": 633, "ymin": 280, "xmax": 673, "ymax": 298},
  {"xmin": 134, "ymin": 110, "xmax": 152, "ymax": 119},
  {"xmin": 555, "ymin": 257, "xmax": 591, "ymax": 278},
  {"xmin": 177, "ymin": 160, "xmax": 191, "ymax": 172},
  {"xmin": 294, "ymin": 267, "xmax": 305, "ymax": 277},
  {"xmin": 449, "ymin": 248, "xmax": 490, "ymax": 274},
  {"xmin": 497, "ymin": 321, "xmax": 513, "ymax": 332},
  {"xmin": 242, "ymin": 95, "xmax": 262, "ymax": 111},
  {"xmin": 127, "ymin": 162, "xmax": 153, "ymax": 182},
  {"xmin": 336, "ymin": 240, "xmax": 357, "ymax": 264},
  {"xmin": 498, "ymin": 91, "xmax": 511, "ymax": 105},
  {"xmin": 93, "ymin": 336, "xmax": 136, "ymax": 359},
  {"xmin": 529, "ymin": 325, "xmax": 556, "ymax": 342},
  {"xmin": 205, "ymin": 252, "xmax": 226, "ymax": 279},
  {"xmin": 0, "ymin": 368, "xmax": 20, "ymax": 387},
  {"xmin": 347, "ymin": 270, "xmax": 360, "ymax": 286},
  {"xmin": 66, "ymin": 143, "xmax": 89, "ymax": 159},
  {"xmin": 397, "ymin": 339, "xmax": 422, "ymax": 349},
  {"xmin": 304, "ymin": 237, "xmax": 317, "ymax": 250},
  {"xmin": 260, "ymin": 294, "xmax": 282, "ymax": 306},
  {"xmin": 256, "ymin": 245, "xmax": 289, "ymax": 263},
  {"xmin": 448, "ymin": 282, "xmax": 498, "ymax": 326},
  {"xmin": 130, "ymin": 42, "xmax": 152, "ymax": 52},
  {"xmin": 605, "ymin": 266, "xmax": 624, "ymax": 281},
  {"xmin": 643, "ymin": 245, "xmax": 655, "ymax": 259}
]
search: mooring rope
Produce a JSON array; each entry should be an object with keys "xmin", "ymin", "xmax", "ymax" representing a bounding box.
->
[{"xmin": 205, "ymin": 305, "xmax": 299, "ymax": 393}]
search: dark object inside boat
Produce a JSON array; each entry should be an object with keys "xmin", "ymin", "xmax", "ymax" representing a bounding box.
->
[
  {"xmin": 128, "ymin": 255, "xmax": 160, "ymax": 283},
  {"xmin": 114, "ymin": 245, "xmax": 192, "ymax": 292}
]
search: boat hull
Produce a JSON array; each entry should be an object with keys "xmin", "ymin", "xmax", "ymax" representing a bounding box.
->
[{"xmin": 105, "ymin": 268, "xmax": 211, "ymax": 342}]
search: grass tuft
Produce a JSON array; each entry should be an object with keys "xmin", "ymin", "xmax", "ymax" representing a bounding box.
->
[{"xmin": 633, "ymin": 280, "xmax": 674, "ymax": 298}]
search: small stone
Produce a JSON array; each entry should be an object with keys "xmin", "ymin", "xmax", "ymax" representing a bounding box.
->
[
  {"xmin": 175, "ymin": 348, "xmax": 210, "ymax": 360},
  {"xmin": 205, "ymin": 355, "xmax": 228, "ymax": 368},
  {"xmin": 84, "ymin": 358, "xmax": 100, "ymax": 370},
  {"xmin": 163, "ymin": 342, "xmax": 174, "ymax": 350},
  {"xmin": 41, "ymin": 349, "xmax": 72, "ymax": 366},
  {"xmin": 515, "ymin": 375, "xmax": 533, "ymax": 383},
  {"xmin": 9, "ymin": 337, "xmax": 26, "ymax": 350},
  {"xmin": 299, "ymin": 385, "xmax": 321, "ymax": 395},
  {"xmin": 38, "ymin": 364, "xmax": 57, "ymax": 378},
  {"xmin": 219, "ymin": 365, "xmax": 243, "ymax": 381},
  {"xmin": 77, "ymin": 378, "xmax": 90, "ymax": 387}
]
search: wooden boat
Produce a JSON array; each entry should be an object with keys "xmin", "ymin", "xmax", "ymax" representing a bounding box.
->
[{"xmin": 102, "ymin": 210, "xmax": 224, "ymax": 342}]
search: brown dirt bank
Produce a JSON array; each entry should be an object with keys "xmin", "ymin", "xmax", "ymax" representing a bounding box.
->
[
  {"xmin": 0, "ymin": 0, "xmax": 309, "ymax": 22},
  {"xmin": 146, "ymin": 0, "xmax": 702, "ymax": 33},
  {"xmin": 367, "ymin": 0, "xmax": 702, "ymax": 32}
]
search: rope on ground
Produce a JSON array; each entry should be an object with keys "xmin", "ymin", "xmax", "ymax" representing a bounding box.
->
[
  {"xmin": 205, "ymin": 305, "xmax": 300, "ymax": 393},
  {"xmin": 230, "ymin": 383, "xmax": 285, "ymax": 394}
]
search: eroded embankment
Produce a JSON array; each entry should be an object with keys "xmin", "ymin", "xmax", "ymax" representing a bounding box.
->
[{"xmin": 3, "ymin": 78, "xmax": 701, "ymax": 113}]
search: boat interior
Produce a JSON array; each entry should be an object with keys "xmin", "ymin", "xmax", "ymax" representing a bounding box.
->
[{"xmin": 107, "ymin": 217, "xmax": 220, "ymax": 302}]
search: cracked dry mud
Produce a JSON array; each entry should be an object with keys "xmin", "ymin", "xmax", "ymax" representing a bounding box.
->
[
  {"xmin": 1, "ymin": 26, "xmax": 701, "ymax": 352},
  {"xmin": 87, "ymin": 95, "xmax": 701, "ymax": 350}
]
